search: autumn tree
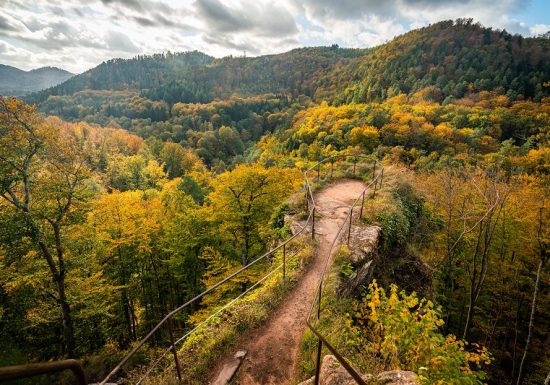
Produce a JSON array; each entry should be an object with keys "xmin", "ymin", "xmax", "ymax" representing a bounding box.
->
[
  {"xmin": 0, "ymin": 97, "xmax": 92, "ymax": 357},
  {"xmin": 207, "ymin": 164, "xmax": 299, "ymax": 267}
]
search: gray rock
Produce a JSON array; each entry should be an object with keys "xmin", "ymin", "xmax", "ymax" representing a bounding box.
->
[
  {"xmin": 377, "ymin": 370, "xmax": 418, "ymax": 384},
  {"xmin": 296, "ymin": 355, "xmax": 417, "ymax": 385},
  {"xmin": 211, "ymin": 350, "xmax": 247, "ymax": 385},
  {"xmin": 296, "ymin": 355, "xmax": 373, "ymax": 385},
  {"xmin": 347, "ymin": 225, "xmax": 381, "ymax": 265},
  {"xmin": 339, "ymin": 225, "xmax": 381, "ymax": 297},
  {"xmin": 339, "ymin": 260, "xmax": 374, "ymax": 297}
]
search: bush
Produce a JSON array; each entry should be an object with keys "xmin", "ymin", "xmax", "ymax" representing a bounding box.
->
[{"xmin": 346, "ymin": 281, "xmax": 491, "ymax": 384}]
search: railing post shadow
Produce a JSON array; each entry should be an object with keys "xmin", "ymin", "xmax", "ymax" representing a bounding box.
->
[
  {"xmin": 167, "ymin": 316, "xmax": 182, "ymax": 382},
  {"xmin": 359, "ymin": 191, "xmax": 365, "ymax": 219}
]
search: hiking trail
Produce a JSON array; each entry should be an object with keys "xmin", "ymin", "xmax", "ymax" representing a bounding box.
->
[{"xmin": 211, "ymin": 178, "xmax": 366, "ymax": 385}]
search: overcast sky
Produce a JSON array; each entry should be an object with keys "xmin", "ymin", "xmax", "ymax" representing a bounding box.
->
[{"xmin": 1, "ymin": 0, "xmax": 549, "ymax": 74}]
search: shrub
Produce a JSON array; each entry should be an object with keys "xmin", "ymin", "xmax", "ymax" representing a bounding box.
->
[{"xmin": 346, "ymin": 281, "xmax": 491, "ymax": 384}]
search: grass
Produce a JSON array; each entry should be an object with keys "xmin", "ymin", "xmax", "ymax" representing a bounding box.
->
[
  {"xmin": 295, "ymin": 164, "xmax": 397, "ymax": 384},
  {"xmin": 138, "ymin": 235, "xmax": 314, "ymax": 385}
]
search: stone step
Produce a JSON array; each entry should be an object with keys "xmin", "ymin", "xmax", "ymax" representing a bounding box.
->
[{"xmin": 211, "ymin": 350, "xmax": 247, "ymax": 385}]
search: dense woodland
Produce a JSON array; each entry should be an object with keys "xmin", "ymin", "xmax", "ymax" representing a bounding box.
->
[{"xmin": 1, "ymin": 20, "xmax": 549, "ymax": 384}]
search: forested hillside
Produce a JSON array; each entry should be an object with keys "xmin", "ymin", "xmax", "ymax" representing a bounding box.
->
[
  {"xmin": 331, "ymin": 19, "xmax": 550, "ymax": 103},
  {"xmin": 1, "ymin": 19, "xmax": 549, "ymax": 385},
  {"xmin": 0, "ymin": 65, "xmax": 74, "ymax": 96},
  {"xmin": 28, "ymin": 46, "xmax": 365, "ymax": 105}
]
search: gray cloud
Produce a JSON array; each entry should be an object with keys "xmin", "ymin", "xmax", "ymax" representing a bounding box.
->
[
  {"xmin": 196, "ymin": 0, "xmax": 249, "ymax": 33},
  {"xmin": 195, "ymin": 0, "xmax": 298, "ymax": 36},
  {"xmin": 295, "ymin": 0, "xmax": 524, "ymax": 22},
  {"xmin": 105, "ymin": 30, "xmax": 139, "ymax": 52},
  {"xmin": 101, "ymin": 0, "xmax": 144, "ymax": 12},
  {"xmin": 133, "ymin": 16, "xmax": 156, "ymax": 27},
  {"xmin": 0, "ymin": 14, "xmax": 25, "ymax": 32},
  {"xmin": 203, "ymin": 34, "xmax": 258, "ymax": 53}
]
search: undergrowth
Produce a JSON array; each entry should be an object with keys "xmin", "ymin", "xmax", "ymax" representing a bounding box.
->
[
  {"xmin": 296, "ymin": 165, "xmax": 490, "ymax": 385},
  {"xmin": 140, "ymin": 235, "xmax": 314, "ymax": 385}
]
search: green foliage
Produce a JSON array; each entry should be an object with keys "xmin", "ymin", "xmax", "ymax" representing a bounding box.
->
[
  {"xmin": 347, "ymin": 281, "xmax": 491, "ymax": 384},
  {"xmin": 334, "ymin": 20, "xmax": 550, "ymax": 104},
  {"xmin": 179, "ymin": 175, "xmax": 205, "ymax": 204},
  {"xmin": 143, "ymin": 237, "xmax": 314, "ymax": 385}
]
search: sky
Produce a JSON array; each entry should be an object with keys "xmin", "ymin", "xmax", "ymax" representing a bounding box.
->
[{"xmin": 0, "ymin": 0, "xmax": 549, "ymax": 74}]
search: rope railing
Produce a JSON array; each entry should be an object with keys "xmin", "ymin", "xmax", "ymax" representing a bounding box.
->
[{"xmin": 99, "ymin": 154, "xmax": 380, "ymax": 385}]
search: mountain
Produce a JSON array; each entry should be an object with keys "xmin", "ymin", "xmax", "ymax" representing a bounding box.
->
[
  {"xmin": 27, "ymin": 20, "xmax": 550, "ymax": 111},
  {"xmin": 26, "ymin": 51, "xmax": 215, "ymax": 103},
  {"xmin": 26, "ymin": 47, "xmax": 367, "ymax": 105},
  {"xmin": 0, "ymin": 65, "xmax": 74, "ymax": 96},
  {"xmin": 328, "ymin": 19, "xmax": 550, "ymax": 104}
]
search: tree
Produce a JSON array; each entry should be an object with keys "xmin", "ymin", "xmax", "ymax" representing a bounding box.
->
[
  {"xmin": 207, "ymin": 164, "xmax": 299, "ymax": 267},
  {"xmin": 159, "ymin": 142, "xmax": 202, "ymax": 178},
  {"xmin": 516, "ymin": 205, "xmax": 548, "ymax": 385},
  {"xmin": 0, "ymin": 97, "xmax": 91, "ymax": 357}
]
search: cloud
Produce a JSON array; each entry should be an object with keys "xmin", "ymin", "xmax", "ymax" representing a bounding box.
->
[
  {"xmin": 0, "ymin": 13, "xmax": 26, "ymax": 32},
  {"xmin": 195, "ymin": 0, "xmax": 298, "ymax": 36},
  {"xmin": 105, "ymin": 30, "xmax": 139, "ymax": 52},
  {"xmin": 530, "ymin": 24, "xmax": 550, "ymax": 36},
  {"xmin": 0, "ymin": 0, "xmax": 546, "ymax": 73},
  {"xmin": 101, "ymin": 0, "xmax": 144, "ymax": 12}
]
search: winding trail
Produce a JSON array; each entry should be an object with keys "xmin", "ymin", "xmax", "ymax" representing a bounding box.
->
[{"xmin": 211, "ymin": 179, "xmax": 366, "ymax": 385}]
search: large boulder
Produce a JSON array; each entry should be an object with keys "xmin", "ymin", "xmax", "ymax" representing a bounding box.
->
[
  {"xmin": 377, "ymin": 370, "xmax": 418, "ymax": 384},
  {"xmin": 339, "ymin": 225, "xmax": 381, "ymax": 297},
  {"xmin": 346, "ymin": 225, "xmax": 381, "ymax": 265}
]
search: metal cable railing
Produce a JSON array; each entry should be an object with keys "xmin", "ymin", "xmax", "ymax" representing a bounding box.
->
[
  {"xmin": 99, "ymin": 202, "xmax": 314, "ymax": 384},
  {"xmin": 0, "ymin": 155, "xmax": 380, "ymax": 385},
  {"xmin": 304, "ymin": 155, "xmax": 384, "ymax": 385},
  {"xmin": 98, "ymin": 154, "xmax": 379, "ymax": 385}
]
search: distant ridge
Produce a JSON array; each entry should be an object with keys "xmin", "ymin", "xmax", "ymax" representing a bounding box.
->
[
  {"xmin": 0, "ymin": 64, "xmax": 74, "ymax": 96},
  {"xmin": 26, "ymin": 20, "xmax": 550, "ymax": 110}
]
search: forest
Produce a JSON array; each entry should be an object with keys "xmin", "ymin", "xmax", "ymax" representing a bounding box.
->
[{"xmin": 0, "ymin": 19, "xmax": 549, "ymax": 385}]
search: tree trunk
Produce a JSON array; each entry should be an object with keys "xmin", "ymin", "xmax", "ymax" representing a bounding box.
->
[
  {"xmin": 516, "ymin": 257, "xmax": 545, "ymax": 385},
  {"xmin": 57, "ymin": 277, "xmax": 77, "ymax": 357},
  {"xmin": 37, "ymin": 235, "xmax": 76, "ymax": 358}
]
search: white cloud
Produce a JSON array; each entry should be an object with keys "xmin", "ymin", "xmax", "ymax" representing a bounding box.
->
[
  {"xmin": 0, "ymin": 0, "xmax": 547, "ymax": 73},
  {"xmin": 530, "ymin": 24, "xmax": 550, "ymax": 36}
]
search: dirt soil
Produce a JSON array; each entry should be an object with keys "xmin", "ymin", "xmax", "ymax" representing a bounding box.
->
[{"xmin": 210, "ymin": 179, "xmax": 366, "ymax": 385}]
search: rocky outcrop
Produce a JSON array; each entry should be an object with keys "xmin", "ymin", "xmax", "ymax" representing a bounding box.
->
[
  {"xmin": 297, "ymin": 355, "xmax": 417, "ymax": 385},
  {"xmin": 338, "ymin": 225, "xmax": 381, "ymax": 297}
]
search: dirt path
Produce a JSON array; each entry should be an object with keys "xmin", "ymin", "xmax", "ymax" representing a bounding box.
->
[{"xmin": 212, "ymin": 179, "xmax": 366, "ymax": 385}]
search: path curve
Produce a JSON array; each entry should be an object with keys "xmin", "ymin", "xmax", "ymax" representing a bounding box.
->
[{"xmin": 212, "ymin": 179, "xmax": 366, "ymax": 385}]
